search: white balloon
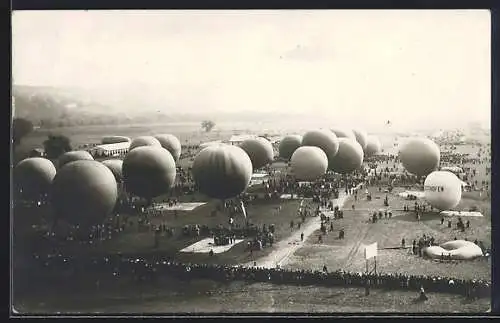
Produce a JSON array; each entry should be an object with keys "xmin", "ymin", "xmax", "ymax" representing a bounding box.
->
[{"xmin": 424, "ymin": 171, "xmax": 462, "ymax": 210}]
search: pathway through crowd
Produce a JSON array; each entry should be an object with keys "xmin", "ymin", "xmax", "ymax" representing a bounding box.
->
[{"xmin": 243, "ymin": 189, "xmax": 355, "ymax": 269}]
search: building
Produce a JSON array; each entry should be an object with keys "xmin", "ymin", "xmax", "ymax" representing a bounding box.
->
[
  {"xmin": 228, "ymin": 134, "xmax": 257, "ymax": 145},
  {"xmin": 89, "ymin": 141, "xmax": 130, "ymax": 158}
]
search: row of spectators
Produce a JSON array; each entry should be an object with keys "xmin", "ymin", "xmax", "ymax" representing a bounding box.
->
[{"xmin": 30, "ymin": 253, "xmax": 490, "ymax": 300}]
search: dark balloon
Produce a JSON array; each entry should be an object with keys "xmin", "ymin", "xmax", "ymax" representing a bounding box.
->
[
  {"xmin": 330, "ymin": 127, "xmax": 356, "ymax": 139},
  {"xmin": 301, "ymin": 130, "xmax": 340, "ymax": 170},
  {"xmin": 291, "ymin": 146, "xmax": 328, "ymax": 181},
  {"xmin": 51, "ymin": 160, "xmax": 117, "ymax": 227},
  {"xmin": 399, "ymin": 137, "xmax": 440, "ymax": 177},
  {"xmin": 352, "ymin": 128, "xmax": 368, "ymax": 151},
  {"xmin": 129, "ymin": 136, "xmax": 162, "ymax": 151},
  {"xmin": 192, "ymin": 144, "xmax": 252, "ymax": 199},
  {"xmin": 101, "ymin": 136, "xmax": 131, "ymax": 145},
  {"xmin": 101, "ymin": 159, "xmax": 123, "ymax": 182},
  {"xmin": 122, "ymin": 146, "xmax": 177, "ymax": 199},
  {"xmin": 329, "ymin": 138, "xmax": 364, "ymax": 174},
  {"xmin": 14, "ymin": 157, "xmax": 56, "ymax": 200},
  {"xmin": 278, "ymin": 135, "xmax": 302, "ymax": 161},
  {"xmin": 154, "ymin": 134, "xmax": 182, "ymax": 162},
  {"xmin": 239, "ymin": 137, "xmax": 274, "ymax": 170},
  {"xmin": 58, "ymin": 150, "xmax": 94, "ymax": 168},
  {"xmin": 365, "ymin": 136, "xmax": 382, "ymax": 157}
]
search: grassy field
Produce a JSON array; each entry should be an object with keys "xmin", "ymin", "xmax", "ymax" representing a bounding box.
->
[
  {"xmin": 12, "ymin": 124, "xmax": 491, "ymax": 313},
  {"xmin": 284, "ymin": 186, "xmax": 491, "ymax": 281},
  {"xmin": 16, "ymin": 278, "xmax": 490, "ymax": 314}
]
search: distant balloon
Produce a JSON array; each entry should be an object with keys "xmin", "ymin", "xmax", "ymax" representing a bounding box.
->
[
  {"xmin": 365, "ymin": 136, "xmax": 382, "ymax": 157},
  {"xmin": 239, "ymin": 137, "xmax": 274, "ymax": 170},
  {"xmin": 122, "ymin": 146, "xmax": 177, "ymax": 200},
  {"xmin": 58, "ymin": 151, "xmax": 94, "ymax": 168},
  {"xmin": 101, "ymin": 136, "xmax": 131, "ymax": 145},
  {"xmin": 291, "ymin": 146, "xmax": 328, "ymax": 181},
  {"xmin": 330, "ymin": 127, "xmax": 356, "ymax": 139},
  {"xmin": 51, "ymin": 160, "xmax": 118, "ymax": 227},
  {"xmin": 129, "ymin": 136, "xmax": 162, "ymax": 151},
  {"xmin": 14, "ymin": 157, "xmax": 56, "ymax": 200},
  {"xmin": 329, "ymin": 138, "xmax": 364, "ymax": 174},
  {"xmin": 278, "ymin": 135, "xmax": 302, "ymax": 161},
  {"xmin": 301, "ymin": 130, "xmax": 340, "ymax": 170},
  {"xmin": 424, "ymin": 171, "xmax": 462, "ymax": 210},
  {"xmin": 399, "ymin": 138, "xmax": 440, "ymax": 177},
  {"xmin": 352, "ymin": 128, "xmax": 368, "ymax": 151},
  {"xmin": 101, "ymin": 159, "xmax": 123, "ymax": 182},
  {"xmin": 192, "ymin": 144, "xmax": 252, "ymax": 199},
  {"xmin": 154, "ymin": 134, "xmax": 182, "ymax": 162}
]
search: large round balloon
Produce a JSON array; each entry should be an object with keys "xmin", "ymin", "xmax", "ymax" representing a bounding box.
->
[
  {"xmin": 239, "ymin": 137, "xmax": 274, "ymax": 170},
  {"xmin": 122, "ymin": 146, "xmax": 177, "ymax": 199},
  {"xmin": 192, "ymin": 144, "xmax": 253, "ymax": 199},
  {"xmin": 101, "ymin": 159, "xmax": 123, "ymax": 182},
  {"xmin": 365, "ymin": 136, "xmax": 382, "ymax": 157},
  {"xmin": 399, "ymin": 138, "xmax": 440, "ymax": 177},
  {"xmin": 352, "ymin": 128, "xmax": 368, "ymax": 151},
  {"xmin": 278, "ymin": 135, "xmax": 302, "ymax": 161},
  {"xmin": 329, "ymin": 138, "xmax": 364, "ymax": 174},
  {"xmin": 129, "ymin": 136, "xmax": 162, "ymax": 151},
  {"xmin": 154, "ymin": 134, "xmax": 182, "ymax": 162},
  {"xmin": 330, "ymin": 127, "xmax": 356, "ymax": 139},
  {"xmin": 301, "ymin": 130, "xmax": 340, "ymax": 170},
  {"xmin": 424, "ymin": 171, "xmax": 462, "ymax": 210},
  {"xmin": 290, "ymin": 146, "xmax": 328, "ymax": 181},
  {"xmin": 14, "ymin": 157, "xmax": 56, "ymax": 199},
  {"xmin": 101, "ymin": 136, "xmax": 131, "ymax": 145},
  {"xmin": 51, "ymin": 160, "xmax": 118, "ymax": 227},
  {"xmin": 58, "ymin": 151, "xmax": 94, "ymax": 168}
]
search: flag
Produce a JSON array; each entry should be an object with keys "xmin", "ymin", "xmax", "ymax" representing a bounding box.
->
[
  {"xmin": 365, "ymin": 242, "xmax": 378, "ymax": 260},
  {"xmin": 240, "ymin": 200, "xmax": 247, "ymax": 219}
]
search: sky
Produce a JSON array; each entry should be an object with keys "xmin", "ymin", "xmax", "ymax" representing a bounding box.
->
[{"xmin": 12, "ymin": 10, "xmax": 491, "ymax": 130}]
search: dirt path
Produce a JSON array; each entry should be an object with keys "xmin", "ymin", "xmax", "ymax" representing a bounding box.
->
[{"xmin": 244, "ymin": 189, "xmax": 356, "ymax": 269}]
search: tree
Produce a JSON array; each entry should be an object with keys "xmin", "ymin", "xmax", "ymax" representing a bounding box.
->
[
  {"xmin": 201, "ymin": 120, "xmax": 215, "ymax": 132},
  {"xmin": 12, "ymin": 118, "xmax": 34, "ymax": 147},
  {"xmin": 43, "ymin": 134, "xmax": 72, "ymax": 160}
]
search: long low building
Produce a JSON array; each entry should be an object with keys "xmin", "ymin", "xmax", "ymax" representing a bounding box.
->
[{"xmin": 89, "ymin": 141, "xmax": 130, "ymax": 157}]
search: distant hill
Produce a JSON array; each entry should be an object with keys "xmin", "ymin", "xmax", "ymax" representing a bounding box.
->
[{"xmin": 11, "ymin": 85, "xmax": 312, "ymax": 129}]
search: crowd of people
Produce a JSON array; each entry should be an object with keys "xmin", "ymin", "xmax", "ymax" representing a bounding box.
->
[{"xmin": 29, "ymin": 252, "xmax": 491, "ymax": 300}]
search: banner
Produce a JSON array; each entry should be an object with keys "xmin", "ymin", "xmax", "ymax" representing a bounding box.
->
[
  {"xmin": 365, "ymin": 242, "xmax": 378, "ymax": 260},
  {"xmin": 240, "ymin": 200, "xmax": 247, "ymax": 218}
]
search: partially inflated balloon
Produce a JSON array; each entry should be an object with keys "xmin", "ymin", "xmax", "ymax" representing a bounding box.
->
[
  {"xmin": 424, "ymin": 171, "xmax": 462, "ymax": 210},
  {"xmin": 240, "ymin": 137, "xmax": 274, "ymax": 170},
  {"xmin": 331, "ymin": 127, "xmax": 356, "ymax": 139},
  {"xmin": 279, "ymin": 135, "xmax": 302, "ymax": 161},
  {"xmin": 14, "ymin": 157, "xmax": 56, "ymax": 199},
  {"xmin": 192, "ymin": 144, "xmax": 252, "ymax": 199},
  {"xmin": 352, "ymin": 128, "xmax": 368, "ymax": 151},
  {"xmin": 122, "ymin": 146, "xmax": 177, "ymax": 199},
  {"xmin": 399, "ymin": 138, "xmax": 440, "ymax": 177},
  {"xmin": 101, "ymin": 159, "xmax": 123, "ymax": 182},
  {"xmin": 101, "ymin": 136, "xmax": 131, "ymax": 144},
  {"xmin": 51, "ymin": 160, "xmax": 117, "ymax": 226},
  {"xmin": 291, "ymin": 146, "xmax": 328, "ymax": 181},
  {"xmin": 329, "ymin": 138, "xmax": 364, "ymax": 174},
  {"xmin": 58, "ymin": 151, "xmax": 94, "ymax": 168},
  {"xmin": 365, "ymin": 136, "xmax": 382, "ymax": 157},
  {"xmin": 129, "ymin": 136, "xmax": 162, "ymax": 151},
  {"xmin": 154, "ymin": 134, "xmax": 182, "ymax": 162},
  {"xmin": 302, "ymin": 130, "xmax": 340, "ymax": 170}
]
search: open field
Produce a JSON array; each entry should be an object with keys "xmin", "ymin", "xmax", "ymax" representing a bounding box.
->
[
  {"xmin": 284, "ymin": 187, "xmax": 491, "ymax": 281},
  {"xmin": 16, "ymin": 278, "xmax": 490, "ymax": 314},
  {"xmin": 12, "ymin": 123, "xmax": 491, "ymax": 313}
]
